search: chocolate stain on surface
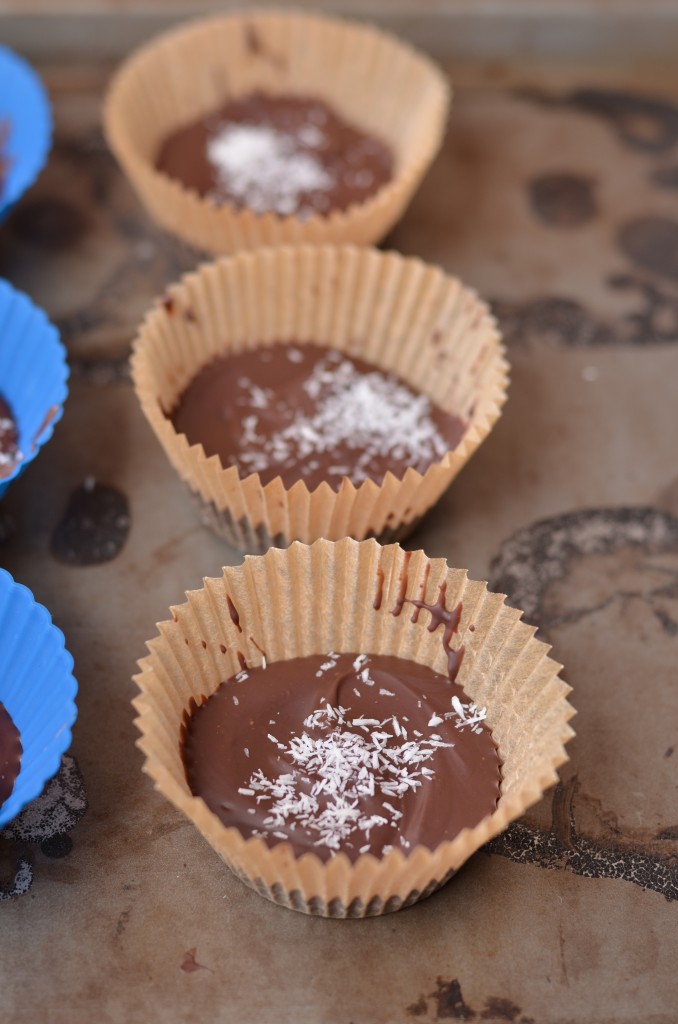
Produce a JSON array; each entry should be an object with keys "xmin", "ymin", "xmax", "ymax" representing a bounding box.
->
[
  {"xmin": 430, "ymin": 978, "xmax": 475, "ymax": 1020},
  {"xmin": 412, "ymin": 980, "xmax": 532, "ymax": 1022},
  {"xmin": 406, "ymin": 995, "xmax": 428, "ymax": 1017},
  {"xmin": 51, "ymin": 481, "xmax": 131, "ymax": 566},
  {"xmin": 494, "ymin": 272, "xmax": 678, "ymax": 349},
  {"xmin": 480, "ymin": 998, "xmax": 522, "ymax": 1021},
  {"xmin": 180, "ymin": 948, "xmax": 212, "ymax": 974},
  {"xmin": 528, "ymin": 173, "xmax": 597, "ymax": 227},
  {"xmin": 487, "ymin": 510, "xmax": 678, "ymax": 900},
  {"xmin": 161, "ymin": 294, "xmax": 175, "ymax": 315},
  {"xmin": 515, "ymin": 85, "xmax": 678, "ymax": 151},
  {"xmin": 485, "ymin": 801, "xmax": 678, "ymax": 902},
  {"xmin": 566, "ymin": 88, "xmax": 678, "ymax": 152},
  {"xmin": 226, "ymin": 596, "xmax": 242, "ymax": 632},
  {"xmin": 0, "ymin": 755, "xmax": 87, "ymax": 901},
  {"xmin": 492, "ymin": 296, "xmax": 613, "ymax": 348},
  {"xmin": 618, "ymin": 216, "xmax": 678, "ymax": 282},
  {"xmin": 236, "ymin": 651, "xmax": 248, "ymax": 672},
  {"xmin": 489, "ymin": 506, "xmax": 678, "ymax": 628},
  {"xmin": 11, "ymin": 198, "xmax": 88, "ymax": 250},
  {"xmin": 40, "ymin": 833, "xmax": 73, "ymax": 859}
]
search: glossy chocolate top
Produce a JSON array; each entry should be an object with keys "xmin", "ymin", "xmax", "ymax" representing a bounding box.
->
[
  {"xmin": 0, "ymin": 394, "xmax": 21, "ymax": 480},
  {"xmin": 155, "ymin": 92, "xmax": 393, "ymax": 218},
  {"xmin": 182, "ymin": 651, "xmax": 500, "ymax": 861},
  {"xmin": 0, "ymin": 701, "xmax": 22, "ymax": 808},
  {"xmin": 170, "ymin": 343, "xmax": 466, "ymax": 490}
]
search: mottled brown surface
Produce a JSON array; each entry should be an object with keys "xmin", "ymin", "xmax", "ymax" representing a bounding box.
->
[{"xmin": 0, "ymin": 24, "xmax": 677, "ymax": 1024}]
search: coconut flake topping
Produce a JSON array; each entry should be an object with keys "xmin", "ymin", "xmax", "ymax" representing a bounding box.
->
[
  {"xmin": 233, "ymin": 352, "xmax": 451, "ymax": 485},
  {"xmin": 206, "ymin": 124, "xmax": 334, "ymax": 216},
  {"xmin": 241, "ymin": 660, "xmax": 488, "ymax": 854}
]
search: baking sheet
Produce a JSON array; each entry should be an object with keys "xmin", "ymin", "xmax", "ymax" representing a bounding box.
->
[{"xmin": 0, "ymin": 24, "xmax": 677, "ymax": 1023}]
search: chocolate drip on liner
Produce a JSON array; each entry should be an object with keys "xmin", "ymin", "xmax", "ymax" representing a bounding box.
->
[
  {"xmin": 391, "ymin": 551, "xmax": 412, "ymax": 617},
  {"xmin": 373, "ymin": 566, "xmax": 385, "ymax": 610},
  {"xmin": 249, "ymin": 636, "xmax": 267, "ymax": 663},
  {"xmin": 226, "ymin": 595, "xmax": 242, "ymax": 632},
  {"xmin": 236, "ymin": 651, "xmax": 248, "ymax": 672},
  {"xmin": 410, "ymin": 563, "xmax": 431, "ymax": 625},
  {"xmin": 392, "ymin": 576, "xmax": 466, "ymax": 683}
]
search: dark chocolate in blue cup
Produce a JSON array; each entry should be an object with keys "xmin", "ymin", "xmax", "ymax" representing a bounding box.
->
[
  {"xmin": 0, "ymin": 45, "xmax": 52, "ymax": 221},
  {"xmin": 0, "ymin": 569, "xmax": 78, "ymax": 828},
  {"xmin": 0, "ymin": 279, "xmax": 69, "ymax": 499}
]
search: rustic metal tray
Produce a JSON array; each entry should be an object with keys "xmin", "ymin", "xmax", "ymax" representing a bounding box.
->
[{"xmin": 1, "ymin": 12, "xmax": 677, "ymax": 1022}]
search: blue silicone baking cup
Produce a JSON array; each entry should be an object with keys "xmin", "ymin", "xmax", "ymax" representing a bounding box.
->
[
  {"xmin": 0, "ymin": 45, "xmax": 52, "ymax": 219},
  {"xmin": 0, "ymin": 279, "xmax": 69, "ymax": 499},
  {"xmin": 0, "ymin": 569, "xmax": 78, "ymax": 828}
]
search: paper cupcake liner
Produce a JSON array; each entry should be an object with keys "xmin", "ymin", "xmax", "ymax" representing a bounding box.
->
[
  {"xmin": 134, "ymin": 538, "xmax": 574, "ymax": 918},
  {"xmin": 0, "ymin": 280, "xmax": 69, "ymax": 500},
  {"xmin": 0, "ymin": 45, "xmax": 52, "ymax": 220},
  {"xmin": 131, "ymin": 244, "xmax": 508, "ymax": 552},
  {"xmin": 103, "ymin": 10, "xmax": 449, "ymax": 256},
  {"xmin": 0, "ymin": 569, "xmax": 78, "ymax": 829}
]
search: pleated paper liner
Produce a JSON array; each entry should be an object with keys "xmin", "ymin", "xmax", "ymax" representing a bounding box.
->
[
  {"xmin": 103, "ymin": 10, "xmax": 449, "ymax": 256},
  {"xmin": 131, "ymin": 245, "xmax": 508, "ymax": 552},
  {"xmin": 133, "ymin": 538, "xmax": 574, "ymax": 918}
]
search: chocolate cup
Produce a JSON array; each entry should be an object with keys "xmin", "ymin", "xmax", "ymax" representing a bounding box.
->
[
  {"xmin": 131, "ymin": 244, "xmax": 508, "ymax": 553},
  {"xmin": 103, "ymin": 10, "xmax": 449, "ymax": 256},
  {"xmin": 133, "ymin": 539, "xmax": 575, "ymax": 918}
]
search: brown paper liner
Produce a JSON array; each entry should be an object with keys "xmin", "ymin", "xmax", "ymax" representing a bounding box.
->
[
  {"xmin": 133, "ymin": 538, "xmax": 575, "ymax": 918},
  {"xmin": 103, "ymin": 10, "xmax": 450, "ymax": 256},
  {"xmin": 131, "ymin": 244, "xmax": 508, "ymax": 552}
]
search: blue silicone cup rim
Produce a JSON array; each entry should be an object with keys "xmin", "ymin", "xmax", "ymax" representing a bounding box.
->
[
  {"xmin": 0, "ymin": 568, "xmax": 78, "ymax": 828},
  {"xmin": 0, "ymin": 278, "xmax": 69, "ymax": 499},
  {"xmin": 0, "ymin": 44, "xmax": 52, "ymax": 218}
]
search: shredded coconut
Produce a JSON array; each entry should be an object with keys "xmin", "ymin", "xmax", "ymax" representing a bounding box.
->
[
  {"xmin": 232, "ymin": 353, "xmax": 451, "ymax": 484},
  {"xmin": 206, "ymin": 123, "xmax": 334, "ymax": 216},
  {"xmin": 242, "ymin": 701, "xmax": 456, "ymax": 853},
  {"xmin": 235, "ymin": 654, "xmax": 490, "ymax": 854}
]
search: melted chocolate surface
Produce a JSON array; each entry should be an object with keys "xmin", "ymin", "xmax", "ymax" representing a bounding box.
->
[
  {"xmin": 0, "ymin": 701, "xmax": 22, "ymax": 807},
  {"xmin": 182, "ymin": 652, "xmax": 500, "ymax": 861},
  {"xmin": 0, "ymin": 393, "xmax": 21, "ymax": 480},
  {"xmin": 170, "ymin": 342, "xmax": 466, "ymax": 490},
  {"xmin": 155, "ymin": 92, "xmax": 393, "ymax": 218}
]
